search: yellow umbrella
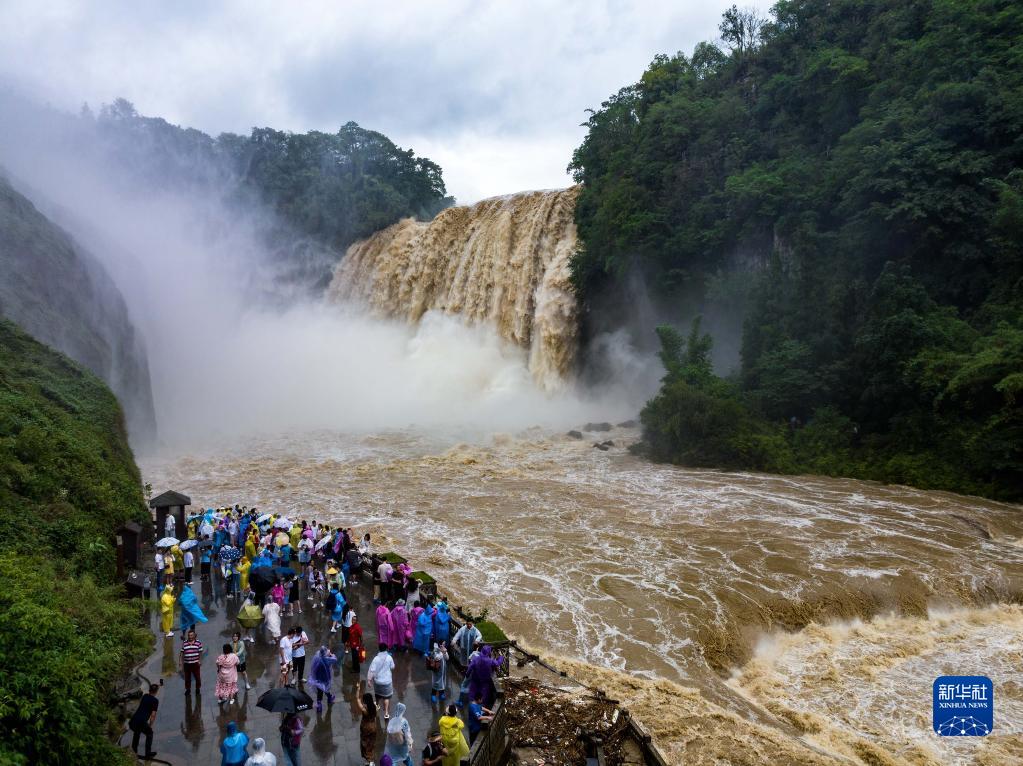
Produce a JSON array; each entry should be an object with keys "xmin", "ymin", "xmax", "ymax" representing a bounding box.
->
[{"xmin": 275, "ymin": 532, "xmax": 289, "ymax": 547}]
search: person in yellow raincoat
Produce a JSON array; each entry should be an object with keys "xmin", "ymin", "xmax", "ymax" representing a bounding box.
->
[
  {"xmin": 239, "ymin": 557, "xmax": 251, "ymax": 593},
  {"xmin": 439, "ymin": 704, "xmax": 469, "ymax": 766},
  {"xmin": 244, "ymin": 533, "xmax": 257, "ymax": 562},
  {"xmin": 171, "ymin": 544, "xmax": 184, "ymax": 575},
  {"xmin": 160, "ymin": 584, "xmax": 176, "ymax": 637},
  {"xmin": 289, "ymin": 524, "xmax": 301, "ymax": 551},
  {"xmin": 187, "ymin": 518, "xmax": 198, "ymax": 540}
]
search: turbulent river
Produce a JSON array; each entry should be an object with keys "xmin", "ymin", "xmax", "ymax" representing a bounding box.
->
[{"xmin": 142, "ymin": 426, "xmax": 1023, "ymax": 766}]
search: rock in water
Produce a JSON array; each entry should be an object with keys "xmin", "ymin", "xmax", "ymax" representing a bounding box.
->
[
  {"xmin": 566, "ymin": 430, "xmax": 583, "ymax": 439},
  {"xmin": 584, "ymin": 422, "xmax": 612, "ymax": 432},
  {"xmin": 0, "ymin": 174, "xmax": 157, "ymax": 444}
]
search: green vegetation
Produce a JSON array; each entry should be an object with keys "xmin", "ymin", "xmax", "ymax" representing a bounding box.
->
[
  {"xmin": 571, "ymin": 1, "xmax": 1023, "ymax": 499},
  {"xmin": 410, "ymin": 570, "xmax": 436, "ymax": 585},
  {"xmin": 379, "ymin": 551, "xmax": 408, "ymax": 565},
  {"xmin": 89, "ymin": 99, "xmax": 452, "ymax": 287},
  {"xmin": 0, "ymin": 320, "xmax": 151, "ymax": 765},
  {"xmin": 476, "ymin": 620, "xmax": 509, "ymax": 644}
]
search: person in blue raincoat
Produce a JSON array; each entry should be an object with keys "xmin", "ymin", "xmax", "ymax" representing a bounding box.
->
[
  {"xmin": 413, "ymin": 607, "xmax": 433, "ymax": 656},
  {"xmin": 178, "ymin": 583, "xmax": 209, "ymax": 635},
  {"xmin": 433, "ymin": 600, "xmax": 451, "ymax": 648}
]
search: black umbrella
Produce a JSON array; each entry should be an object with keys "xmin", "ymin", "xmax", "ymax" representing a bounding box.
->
[
  {"xmin": 256, "ymin": 686, "xmax": 313, "ymax": 713},
  {"xmin": 249, "ymin": 566, "xmax": 276, "ymax": 594}
]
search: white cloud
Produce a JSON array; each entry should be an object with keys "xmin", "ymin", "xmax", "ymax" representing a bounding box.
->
[{"xmin": 0, "ymin": 0, "xmax": 769, "ymax": 202}]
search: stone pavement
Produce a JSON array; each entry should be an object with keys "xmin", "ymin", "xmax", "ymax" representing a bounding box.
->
[{"xmin": 129, "ymin": 567, "xmax": 463, "ymax": 765}]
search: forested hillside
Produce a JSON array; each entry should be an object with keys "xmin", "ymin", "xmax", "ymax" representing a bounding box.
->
[
  {"xmin": 0, "ymin": 320, "xmax": 150, "ymax": 764},
  {"xmin": 570, "ymin": 0, "xmax": 1023, "ymax": 499},
  {"xmin": 4, "ymin": 95, "xmax": 452, "ymax": 291}
]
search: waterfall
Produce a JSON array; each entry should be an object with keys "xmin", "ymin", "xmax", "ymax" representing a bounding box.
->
[{"xmin": 327, "ymin": 186, "xmax": 580, "ymax": 390}]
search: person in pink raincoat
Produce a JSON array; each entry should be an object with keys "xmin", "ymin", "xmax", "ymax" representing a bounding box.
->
[
  {"xmin": 389, "ymin": 600, "xmax": 409, "ymax": 650},
  {"xmin": 376, "ymin": 603, "xmax": 395, "ymax": 648}
]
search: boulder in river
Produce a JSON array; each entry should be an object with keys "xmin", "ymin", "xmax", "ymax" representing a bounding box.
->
[
  {"xmin": 584, "ymin": 422, "xmax": 612, "ymax": 432},
  {"xmin": 616, "ymin": 419, "xmax": 638, "ymax": 428},
  {"xmin": 566, "ymin": 430, "xmax": 583, "ymax": 439}
]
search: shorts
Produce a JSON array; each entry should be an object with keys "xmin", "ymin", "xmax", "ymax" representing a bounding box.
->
[
  {"xmin": 374, "ymin": 682, "xmax": 393, "ymax": 699},
  {"xmin": 237, "ymin": 661, "xmax": 247, "ymax": 673}
]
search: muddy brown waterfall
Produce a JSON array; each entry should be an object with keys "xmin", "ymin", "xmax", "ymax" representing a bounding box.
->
[{"xmin": 328, "ymin": 187, "xmax": 581, "ymax": 389}]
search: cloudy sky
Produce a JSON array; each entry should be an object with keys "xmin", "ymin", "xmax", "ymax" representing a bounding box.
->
[{"xmin": 0, "ymin": 1, "xmax": 769, "ymax": 203}]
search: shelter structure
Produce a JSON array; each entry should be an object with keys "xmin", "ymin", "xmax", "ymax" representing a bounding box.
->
[{"xmin": 149, "ymin": 490, "xmax": 191, "ymax": 541}]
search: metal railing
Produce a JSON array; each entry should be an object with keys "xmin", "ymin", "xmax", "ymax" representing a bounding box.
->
[{"xmin": 463, "ymin": 690, "xmax": 509, "ymax": 766}]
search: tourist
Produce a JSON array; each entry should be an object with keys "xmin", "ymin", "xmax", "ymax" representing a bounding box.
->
[
  {"xmin": 390, "ymin": 600, "xmax": 409, "ymax": 651},
  {"xmin": 355, "ymin": 680, "xmax": 378, "ymax": 766},
  {"xmin": 467, "ymin": 646, "xmax": 503, "ymax": 707},
  {"xmin": 376, "ymin": 602, "xmax": 395, "ymax": 649},
  {"xmin": 452, "ymin": 619, "xmax": 481, "ymax": 666},
  {"xmin": 429, "ymin": 642, "xmax": 448, "ymax": 703},
  {"xmin": 467, "ymin": 693, "xmax": 493, "ymax": 744},
  {"xmin": 292, "ymin": 624, "xmax": 309, "ymax": 683},
  {"xmin": 178, "ymin": 582, "xmax": 208, "ymax": 637},
  {"xmin": 164, "ymin": 513, "xmax": 176, "ymax": 539},
  {"xmin": 180, "ymin": 629, "xmax": 204, "ymax": 694},
  {"xmin": 201, "ymin": 540, "xmax": 213, "ymax": 582},
  {"xmin": 128, "ymin": 682, "xmax": 160, "ymax": 759},
  {"xmin": 412, "ymin": 605, "xmax": 433, "ymax": 657},
  {"xmin": 271, "ymin": 579, "xmax": 285, "ymax": 610},
  {"xmin": 220, "ymin": 721, "xmax": 250, "ymax": 766},
  {"xmin": 244, "ymin": 737, "xmax": 277, "ymax": 766},
  {"xmin": 216, "ymin": 642, "xmax": 240, "ymax": 705},
  {"xmin": 279, "ymin": 626, "xmax": 295, "ymax": 687},
  {"xmin": 367, "ymin": 644, "xmax": 395, "ymax": 719},
  {"xmin": 345, "ymin": 545, "xmax": 361, "ymax": 585},
  {"xmin": 283, "ymin": 574, "xmax": 295, "ymax": 617},
  {"xmin": 239, "ymin": 556, "xmax": 251, "ymax": 593},
  {"xmin": 232, "ymin": 631, "xmax": 253, "ymax": 690},
  {"xmin": 183, "ymin": 547, "xmax": 194, "ymax": 583},
  {"xmin": 457, "ymin": 641, "xmax": 483, "ymax": 708},
  {"xmin": 340, "ymin": 603, "xmax": 354, "ymax": 645},
  {"xmin": 376, "ymin": 559, "xmax": 393, "ymax": 603},
  {"xmin": 433, "ymin": 600, "xmax": 450, "ymax": 648},
  {"xmin": 405, "ymin": 577, "xmax": 421, "ymax": 609},
  {"xmin": 438, "ymin": 704, "xmax": 469, "ymax": 766},
  {"xmin": 262, "ymin": 596, "xmax": 282, "ymax": 644},
  {"xmin": 279, "ymin": 712, "xmax": 303, "ymax": 766},
  {"xmin": 384, "ymin": 702, "xmax": 413, "ymax": 766},
  {"xmin": 159, "ymin": 582, "xmax": 176, "ymax": 637},
  {"xmin": 421, "ymin": 730, "xmax": 446, "ymax": 766},
  {"xmin": 347, "ymin": 611, "xmax": 365, "ymax": 673},
  {"xmin": 309, "ymin": 645, "xmax": 338, "ymax": 712},
  {"xmin": 358, "ymin": 533, "xmax": 372, "ymax": 557},
  {"xmin": 327, "ymin": 583, "xmax": 345, "ymax": 633}
]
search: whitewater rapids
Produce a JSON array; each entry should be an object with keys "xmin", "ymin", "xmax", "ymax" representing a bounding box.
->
[{"xmin": 142, "ymin": 426, "xmax": 1023, "ymax": 765}]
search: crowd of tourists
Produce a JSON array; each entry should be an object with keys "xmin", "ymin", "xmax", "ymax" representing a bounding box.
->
[{"xmin": 130, "ymin": 505, "xmax": 504, "ymax": 766}]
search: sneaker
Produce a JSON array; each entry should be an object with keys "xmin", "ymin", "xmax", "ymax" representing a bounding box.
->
[
  {"xmin": 246, "ymin": 683, "xmax": 252, "ymax": 690},
  {"xmin": 430, "ymin": 694, "xmax": 437, "ymax": 702},
  {"xmin": 165, "ymin": 632, "xmax": 174, "ymax": 638}
]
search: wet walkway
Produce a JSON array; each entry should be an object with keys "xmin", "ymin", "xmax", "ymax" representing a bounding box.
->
[{"xmin": 132, "ymin": 568, "xmax": 462, "ymax": 765}]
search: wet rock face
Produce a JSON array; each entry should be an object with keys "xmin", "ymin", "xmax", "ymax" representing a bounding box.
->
[{"xmin": 0, "ymin": 174, "xmax": 156, "ymax": 443}]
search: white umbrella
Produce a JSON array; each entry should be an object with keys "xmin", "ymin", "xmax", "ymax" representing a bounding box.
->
[
  {"xmin": 298, "ymin": 538, "xmax": 314, "ymax": 550},
  {"xmin": 314, "ymin": 536, "xmax": 331, "ymax": 552},
  {"xmin": 256, "ymin": 513, "xmax": 273, "ymax": 524},
  {"xmin": 179, "ymin": 539, "xmax": 199, "ymax": 550},
  {"xmin": 273, "ymin": 518, "xmax": 292, "ymax": 530},
  {"xmin": 155, "ymin": 536, "xmax": 180, "ymax": 548}
]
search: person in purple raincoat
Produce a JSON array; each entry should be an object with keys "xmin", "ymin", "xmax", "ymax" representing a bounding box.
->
[
  {"xmin": 376, "ymin": 603, "xmax": 395, "ymax": 648},
  {"xmin": 389, "ymin": 600, "xmax": 409, "ymax": 651},
  {"xmin": 308, "ymin": 646, "xmax": 339, "ymax": 712},
  {"xmin": 467, "ymin": 645, "xmax": 504, "ymax": 707}
]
